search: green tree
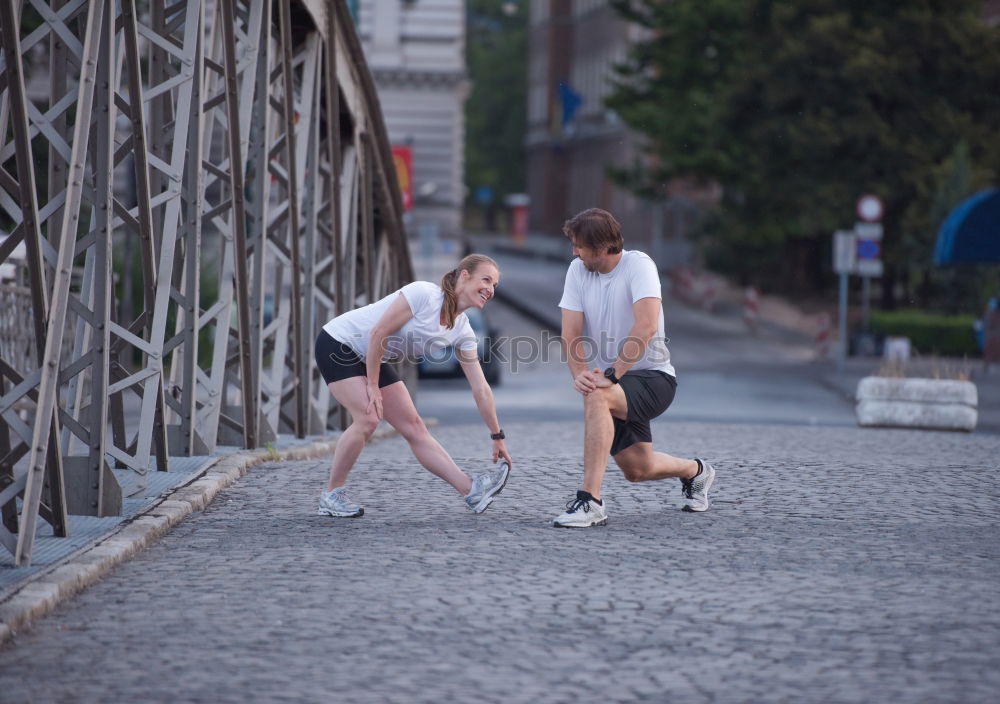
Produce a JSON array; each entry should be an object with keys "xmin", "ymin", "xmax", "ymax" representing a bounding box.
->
[
  {"xmin": 465, "ymin": 1, "xmax": 527, "ymax": 216},
  {"xmin": 609, "ymin": 0, "xmax": 1000, "ymax": 304}
]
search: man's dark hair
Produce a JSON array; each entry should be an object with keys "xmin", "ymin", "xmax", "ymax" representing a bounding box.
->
[{"xmin": 562, "ymin": 208, "xmax": 624, "ymax": 254}]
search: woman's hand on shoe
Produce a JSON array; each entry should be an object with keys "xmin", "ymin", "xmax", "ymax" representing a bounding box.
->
[{"xmin": 492, "ymin": 439, "xmax": 512, "ymax": 467}]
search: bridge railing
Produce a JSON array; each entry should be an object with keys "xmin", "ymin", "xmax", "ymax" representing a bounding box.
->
[{"xmin": 0, "ymin": 0, "xmax": 413, "ymax": 565}]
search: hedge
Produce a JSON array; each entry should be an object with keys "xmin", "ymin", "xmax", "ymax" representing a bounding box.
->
[{"xmin": 868, "ymin": 310, "xmax": 979, "ymax": 357}]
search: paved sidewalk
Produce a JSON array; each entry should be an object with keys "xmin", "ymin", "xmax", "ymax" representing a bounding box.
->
[
  {"xmin": 0, "ymin": 431, "xmax": 357, "ymax": 643},
  {"xmin": 1, "ymin": 418, "xmax": 998, "ymax": 702}
]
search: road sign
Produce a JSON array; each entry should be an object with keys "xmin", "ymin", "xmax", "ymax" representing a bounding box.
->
[
  {"xmin": 853, "ymin": 221, "xmax": 883, "ymax": 276},
  {"xmin": 857, "ymin": 194, "xmax": 884, "ymax": 223},
  {"xmin": 833, "ymin": 230, "xmax": 856, "ymax": 274},
  {"xmin": 854, "ymin": 222, "xmax": 883, "ymax": 240},
  {"xmin": 856, "ymin": 259, "xmax": 884, "ymax": 276},
  {"xmin": 857, "ymin": 238, "xmax": 881, "ymax": 259}
]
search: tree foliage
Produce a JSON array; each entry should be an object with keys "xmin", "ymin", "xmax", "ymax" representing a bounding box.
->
[
  {"xmin": 609, "ymin": 0, "xmax": 1000, "ymax": 304},
  {"xmin": 465, "ymin": 1, "xmax": 527, "ymax": 202}
]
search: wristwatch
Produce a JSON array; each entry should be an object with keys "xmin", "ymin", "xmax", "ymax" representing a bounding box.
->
[
  {"xmin": 604, "ymin": 367, "xmax": 620, "ymax": 384},
  {"xmin": 490, "ymin": 429, "xmax": 505, "ymax": 440}
]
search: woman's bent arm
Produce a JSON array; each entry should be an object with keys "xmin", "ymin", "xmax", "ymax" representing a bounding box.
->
[
  {"xmin": 365, "ymin": 294, "xmax": 414, "ymax": 418},
  {"xmin": 459, "ymin": 349, "xmax": 512, "ymax": 466}
]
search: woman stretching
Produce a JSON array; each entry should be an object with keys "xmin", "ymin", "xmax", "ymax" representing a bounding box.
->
[{"xmin": 314, "ymin": 253, "xmax": 512, "ymax": 517}]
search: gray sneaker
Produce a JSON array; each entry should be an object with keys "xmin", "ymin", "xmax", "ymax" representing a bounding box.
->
[
  {"xmin": 552, "ymin": 491, "xmax": 609, "ymax": 528},
  {"xmin": 318, "ymin": 487, "xmax": 364, "ymax": 517},
  {"xmin": 464, "ymin": 460, "xmax": 511, "ymax": 513},
  {"xmin": 681, "ymin": 459, "xmax": 715, "ymax": 512}
]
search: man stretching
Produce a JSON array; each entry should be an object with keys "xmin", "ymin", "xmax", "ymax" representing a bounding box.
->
[{"xmin": 553, "ymin": 208, "xmax": 715, "ymax": 527}]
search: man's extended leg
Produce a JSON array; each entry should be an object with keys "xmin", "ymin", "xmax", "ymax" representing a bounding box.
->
[
  {"xmin": 612, "ymin": 443, "xmax": 698, "ymax": 483},
  {"xmin": 613, "ymin": 443, "xmax": 715, "ymax": 512}
]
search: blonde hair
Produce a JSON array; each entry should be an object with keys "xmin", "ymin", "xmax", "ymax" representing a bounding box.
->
[{"xmin": 440, "ymin": 253, "xmax": 499, "ymax": 329}]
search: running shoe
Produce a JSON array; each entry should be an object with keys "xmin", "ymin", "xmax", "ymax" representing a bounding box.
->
[
  {"xmin": 552, "ymin": 491, "xmax": 608, "ymax": 528},
  {"xmin": 464, "ymin": 460, "xmax": 511, "ymax": 513},
  {"xmin": 318, "ymin": 487, "xmax": 364, "ymax": 517},
  {"xmin": 681, "ymin": 459, "xmax": 715, "ymax": 512}
]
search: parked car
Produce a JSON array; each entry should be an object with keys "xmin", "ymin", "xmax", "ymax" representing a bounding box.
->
[{"xmin": 418, "ymin": 307, "xmax": 502, "ymax": 385}]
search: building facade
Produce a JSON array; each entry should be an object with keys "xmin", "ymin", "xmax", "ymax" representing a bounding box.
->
[
  {"xmin": 526, "ymin": 1, "xmax": 706, "ymax": 268},
  {"xmin": 356, "ymin": 0, "xmax": 468, "ymax": 239}
]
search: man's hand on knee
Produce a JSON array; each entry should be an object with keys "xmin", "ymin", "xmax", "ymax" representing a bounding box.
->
[{"xmin": 573, "ymin": 368, "xmax": 602, "ymax": 395}]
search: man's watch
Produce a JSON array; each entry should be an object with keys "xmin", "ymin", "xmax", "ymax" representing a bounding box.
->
[
  {"xmin": 604, "ymin": 367, "xmax": 620, "ymax": 384},
  {"xmin": 490, "ymin": 429, "xmax": 505, "ymax": 440}
]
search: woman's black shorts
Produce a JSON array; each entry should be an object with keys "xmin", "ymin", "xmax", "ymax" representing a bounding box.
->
[
  {"xmin": 314, "ymin": 330, "xmax": 401, "ymax": 387},
  {"xmin": 611, "ymin": 370, "xmax": 677, "ymax": 455}
]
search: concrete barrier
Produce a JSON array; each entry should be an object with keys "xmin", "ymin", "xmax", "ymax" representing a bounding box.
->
[{"xmin": 855, "ymin": 377, "xmax": 977, "ymax": 431}]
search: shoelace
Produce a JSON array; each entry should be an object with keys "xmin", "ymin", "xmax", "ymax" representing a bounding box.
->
[
  {"xmin": 332, "ymin": 489, "xmax": 357, "ymax": 506},
  {"xmin": 565, "ymin": 497, "xmax": 591, "ymax": 514},
  {"xmin": 680, "ymin": 478, "xmax": 694, "ymax": 499}
]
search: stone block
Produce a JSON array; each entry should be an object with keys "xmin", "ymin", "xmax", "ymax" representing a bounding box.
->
[{"xmin": 855, "ymin": 377, "xmax": 977, "ymax": 431}]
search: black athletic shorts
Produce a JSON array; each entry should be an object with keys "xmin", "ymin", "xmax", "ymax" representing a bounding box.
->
[
  {"xmin": 611, "ymin": 370, "xmax": 677, "ymax": 455},
  {"xmin": 314, "ymin": 330, "xmax": 401, "ymax": 387}
]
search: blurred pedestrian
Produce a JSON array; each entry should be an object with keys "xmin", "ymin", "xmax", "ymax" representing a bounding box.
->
[
  {"xmin": 554, "ymin": 208, "xmax": 715, "ymax": 527},
  {"xmin": 314, "ymin": 254, "xmax": 512, "ymax": 517}
]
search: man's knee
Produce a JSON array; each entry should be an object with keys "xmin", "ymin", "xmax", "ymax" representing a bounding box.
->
[
  {"xmin": 615, "ymin": 451, "xmax": 651, "ymax": 482},
  {"xmin": 584, "ymin": 387, "xmax": 615, "ymax": 411},
  {"xmin": 621, "ymin": 464, "xmax": 649, "ymax": 482}
]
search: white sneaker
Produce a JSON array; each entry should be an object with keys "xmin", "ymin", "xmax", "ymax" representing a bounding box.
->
[
  {"xmin": 464, "ymin": 460, "xmax": 511, "ymax": 513},
  {"xmin": 552, "ymin": 491, "xmax": 608, "ymax": 528},
  {"xmin": 318, "ymin": 487, "xmax": 364, "ymax": 517},
  {"xmin": 681, "ymin": 459, "xmax": 715, "ymax": 512}
]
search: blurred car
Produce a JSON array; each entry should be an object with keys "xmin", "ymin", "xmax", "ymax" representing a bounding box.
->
[{"xmin": 418, "ymin": 307, "xmax": 502, "ymax": 385}]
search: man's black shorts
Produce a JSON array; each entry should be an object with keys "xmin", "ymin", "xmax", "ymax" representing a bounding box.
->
[
  {"xmin": 314, "ymin": 330, "xmax": 401, "ymax": 387},
  {"xmin": 611, "ymin": 369, "xmax": 677, "ymax": 455}
]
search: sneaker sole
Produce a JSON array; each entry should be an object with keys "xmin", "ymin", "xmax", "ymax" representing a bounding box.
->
[
  {"xmin": 552, "ymin": 517, "xmax": 609, "ymax": 528},
  {"xmin": 470, "ymin": 462, "xmax": 511, "ymax": 514},
  {"xmin": 317, "ymin": 507, "xmax": 364, "ymax": 518},
  {"xmin": 681, "ymin": 504, "xmax": 708, "ymax": 513}
]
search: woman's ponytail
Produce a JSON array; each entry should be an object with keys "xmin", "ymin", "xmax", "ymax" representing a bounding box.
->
[{"xmin": 440, "ymin": 268, "xmax": 460, "ymax": 329}]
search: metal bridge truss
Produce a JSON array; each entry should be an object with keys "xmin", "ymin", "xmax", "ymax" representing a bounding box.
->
[{"xmin": 0, "ymin": 0, "xmax": 412, "ymax": 565}]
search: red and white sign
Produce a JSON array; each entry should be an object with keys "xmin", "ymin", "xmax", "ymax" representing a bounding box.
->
[
  {"xmin": 856, "ymin": 194, "xmax": 883, "ymax": 223},
  {"xmin": 391, "ymin": 146, "xmax": 413, "ymax": 211}
]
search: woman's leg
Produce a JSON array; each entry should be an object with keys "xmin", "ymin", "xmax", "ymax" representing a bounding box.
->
[
  {"xmin": 325, "ymin": 376, "xmax": 381, "ymax": 491},
  {"xmin": 379, "ymin": 381, "xmax": 472, "ymax": 496}
]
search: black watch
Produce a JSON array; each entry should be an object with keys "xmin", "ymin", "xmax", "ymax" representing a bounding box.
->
[
  {"xmin": 490, "ymin": 429, "xmax": 505, "ymax": 440},
  {"xmin": 604, "ymin": 367, "xmax": 620, "ymax": 384}
]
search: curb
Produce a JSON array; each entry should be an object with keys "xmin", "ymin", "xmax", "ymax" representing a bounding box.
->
[{"xmin": 0, "ymin": 427, "xmax": 393, "ymax": 646}]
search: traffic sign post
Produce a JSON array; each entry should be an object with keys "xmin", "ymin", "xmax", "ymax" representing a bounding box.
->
[
  {"xmin": 832, "ymin": 229, "xmax": 857, "ymax": 375},
  {"xmin": 831, "ymin": 196, "xmax": 885, "ymax": 374}
]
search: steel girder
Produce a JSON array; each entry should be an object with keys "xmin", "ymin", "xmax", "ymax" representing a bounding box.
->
[{"xmin": 0, "ymin": 0, "xmax": 413, "ymax": 565}]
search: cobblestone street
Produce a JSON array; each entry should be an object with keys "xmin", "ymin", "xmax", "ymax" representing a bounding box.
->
[{"xmin": 1, "ymin": 416, "xmax": 998, "ymax": 702}]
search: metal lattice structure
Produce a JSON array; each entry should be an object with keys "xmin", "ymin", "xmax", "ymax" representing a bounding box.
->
[{"xmin": 0, "ymin": 0, "xmax": 412, "ymax": 565}]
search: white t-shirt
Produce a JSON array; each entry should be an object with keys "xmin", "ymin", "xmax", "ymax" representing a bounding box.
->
[
  {"xmin": 322, "ymin": 281, "xmax": 477, "ymax": 361},
  {"xmin": 558, "ymin": 250, "xmax": 675, "ymax": 377}
]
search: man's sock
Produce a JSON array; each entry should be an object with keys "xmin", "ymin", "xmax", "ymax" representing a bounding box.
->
[
  {"xmin": 577, "ymin": 489, "xmax": 602, "ymax": 505},
  {"xmin": 693, "ymin": 458, "xmax": 703, "ymax": 478}
]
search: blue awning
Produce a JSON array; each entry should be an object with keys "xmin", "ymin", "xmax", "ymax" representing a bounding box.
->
[{"xmin": 934, "ymin": 188, "xmax": 1000, "ymax": 265}]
